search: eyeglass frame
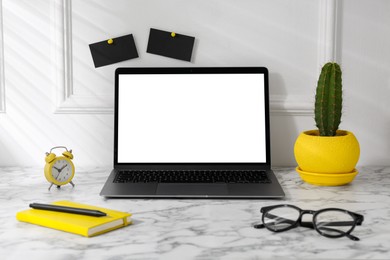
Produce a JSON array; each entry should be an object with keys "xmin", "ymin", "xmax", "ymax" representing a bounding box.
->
[{"xmin": 254, "ymin": 204, "xmax": 364, "ymax": 241}]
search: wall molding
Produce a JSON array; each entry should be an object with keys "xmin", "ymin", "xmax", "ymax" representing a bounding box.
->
[
  {"xmin": 270, "ymin": 96, "xmax": 313, "ymax": 116},
  {"xmin": 318, "ymin": 0, "xmax": 339, "ymax": 66},
  {"xmin": 0, "ymin": 0, "xmax": 6, "ymax": 113},
  {"xmin": 51, "ymin": 0, "xmax": 113, "ymax": 114},
  {"xmin": 52, "ymin": 0, "xmax": 340, "ymax": 115},
  {"xmin": 270, "ymin": 0, "xmax": 340, "ymax": 116}
]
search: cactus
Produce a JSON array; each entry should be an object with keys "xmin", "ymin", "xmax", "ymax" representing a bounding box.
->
[{"xmin": 315, "ymin": 62, "xmax": 342, "ymax": 136}]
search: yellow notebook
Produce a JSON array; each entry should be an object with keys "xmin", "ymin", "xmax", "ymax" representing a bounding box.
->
[{"xmin": 16, "ymin": 201, "xmax": 132, "ymax": 237}]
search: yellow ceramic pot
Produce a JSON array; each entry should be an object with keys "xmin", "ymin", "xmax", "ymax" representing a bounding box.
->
[{"xmin": 294, "ymin": 130, "xmax": 360, "ymax": 174}]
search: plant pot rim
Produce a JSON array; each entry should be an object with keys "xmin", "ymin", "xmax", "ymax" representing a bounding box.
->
[{"xmin": 302, "ymin": 129, "xmax": 354, "ymax": 137}]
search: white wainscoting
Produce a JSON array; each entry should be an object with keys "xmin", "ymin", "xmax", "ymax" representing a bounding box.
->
[
  {"xmin": 0, "ymin": 0, "xmax": 5, "ymax": 113},
  {"xmin": 0, "ymin": 0, "xmax": 389, "ymax": 167},
  {"xmin": 52, "ymin": 0, "xmax": 113, "ymax": 114},
  {"xmin": 52, "ymin": 0, "xmax": 340, "ymax": 115}
]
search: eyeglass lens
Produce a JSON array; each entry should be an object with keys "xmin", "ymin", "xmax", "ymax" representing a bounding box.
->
[
  {"xmin": 263, "ymin": 206, "xmax": 356, "ymax": 237},
  {"xmin": 314, "ymin": 210, "xmax": 355, "ymax": 237},
  {"xmin": 263, "ymin": 206, "xmax": 299, "ymax": 231}
]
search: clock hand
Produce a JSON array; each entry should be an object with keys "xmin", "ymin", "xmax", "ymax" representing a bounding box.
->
[
  {"xmin": 54, "ymin": 171, "xmax": 62, "ymax": 180},
  {"xmin": 53, "ymin": 167, "xmax": 62, "ymax": 181},
  {"xmin": 56, "ymin": 164, "xmax": 67, "ymax": 174},
  {"xmin": 53, "ymin": 164, "xmax": 68, "ymax": 181}
]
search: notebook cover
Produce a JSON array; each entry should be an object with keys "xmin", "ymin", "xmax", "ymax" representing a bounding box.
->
[{"xmin": 16, "ymin": 201, "xmax": 131, "ymax": 237}]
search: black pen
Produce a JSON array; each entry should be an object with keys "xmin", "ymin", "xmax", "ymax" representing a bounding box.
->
[{"xmin": 29, "ymin": 203, "xmax": 107, "ymax": 217}]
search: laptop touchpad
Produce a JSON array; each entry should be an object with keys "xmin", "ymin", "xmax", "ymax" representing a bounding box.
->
[{"xmin": 157, "ymin": 183, "xmax": 228, "ymax": 196}]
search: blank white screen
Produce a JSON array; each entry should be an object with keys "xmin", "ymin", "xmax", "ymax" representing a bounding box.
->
[{"xmin": 117, "ymin": 73, "xmax": 266, "ymax": 163}]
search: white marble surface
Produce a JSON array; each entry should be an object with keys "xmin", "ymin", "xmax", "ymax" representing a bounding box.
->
[{"xmin": 0, "ymin": 167, "xmax": 389, "ymax": 259}]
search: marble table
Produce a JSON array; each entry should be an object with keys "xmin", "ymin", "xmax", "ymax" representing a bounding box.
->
[{"xmin": 0, "ymin": 166, "xmax": 389, "ymax": 259}]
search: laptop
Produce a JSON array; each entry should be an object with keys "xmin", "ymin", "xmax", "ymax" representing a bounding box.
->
[{"xmin": 100, "ymin": 67, "xmax": 285, "ymax": 198}]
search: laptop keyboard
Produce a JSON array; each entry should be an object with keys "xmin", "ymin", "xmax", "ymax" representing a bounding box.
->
[{"xmin": 114, "ymin": 170, "xmax": 271, "ymax": 184}]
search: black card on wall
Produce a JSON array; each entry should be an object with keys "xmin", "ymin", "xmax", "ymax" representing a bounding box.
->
[
  {"xmin": 147, "ymin": 28, "xmax": 195, "ymax": 62},
  {"xmin": 89, "ymin": 34, "xmax": 139, "ymax": 68}
]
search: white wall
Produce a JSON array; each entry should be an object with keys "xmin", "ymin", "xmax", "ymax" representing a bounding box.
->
[{"xmin": 0, "ymin": 0, "xmax": 389, "ymax": 167}]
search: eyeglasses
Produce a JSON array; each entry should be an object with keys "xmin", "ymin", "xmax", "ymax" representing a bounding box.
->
[{"xmin": 254, "ymin": 204, "xmax": 364, "ymax": 241}]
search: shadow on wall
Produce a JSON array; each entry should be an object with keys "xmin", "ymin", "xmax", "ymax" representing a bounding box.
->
[
  {"xmin": 268, "ymin": 72, "xmax": 318, "ymax": 167},
  {"xmin": 269, "ymin": 72, "xmax": 297, "ymax": 167},
  {"xmin": 270, "ymin": 115, "xmax": 302, "ymax": 167},
  {"xmin": 269, "ymin": 71, "xmax": 288, "ymax": 97}
]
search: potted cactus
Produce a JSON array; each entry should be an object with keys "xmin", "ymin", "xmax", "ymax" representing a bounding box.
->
[{"xmin": 294, "ymin": 62, "xmax": 360, "ymax": 186}]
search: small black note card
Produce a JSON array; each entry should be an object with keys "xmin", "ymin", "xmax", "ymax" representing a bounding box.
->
[
  {"xmin": 89, "ymin": 34, "xmax": 138, "ymax": 68},
  {"xmin": 147, "ymin": 28, "xmax": 195, "ymax": 62}
]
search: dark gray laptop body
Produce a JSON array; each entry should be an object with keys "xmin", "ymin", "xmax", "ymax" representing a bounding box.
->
[{"xmin": 100, "ymin": 67, "xmax": 285, "ymax": 198}]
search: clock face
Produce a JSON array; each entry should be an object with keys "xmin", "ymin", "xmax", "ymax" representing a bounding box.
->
[{"xmin": 51, "ymin": 158, "xmax": 73, "ymax": 182}]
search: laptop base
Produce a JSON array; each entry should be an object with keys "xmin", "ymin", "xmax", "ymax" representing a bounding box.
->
[{"xmin": 100, "ymin": 169, "xmax": 285, "ymax": 199}]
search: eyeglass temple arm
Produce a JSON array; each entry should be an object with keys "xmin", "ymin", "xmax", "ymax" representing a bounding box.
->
[
  {"xmin": 299, "ymin": 220, "xmax": 358, "ymax": 237},
  {"xmin": 315, "ymin": 225, "xmax": 360, "ymax": 241},
  {"xmin": 254, "ymin": 215, "xmax": 360, "ymax": 241},
  {"xmin": 300, "ymin": 221, "xmax": 357, "ymax": 228},
  {"xmin": 297, "ymin": 219, "xmax": 359, "ymax": 230},
  {"xmin": 254, "ymin": 213, "xmax": 298, "ymax": 229}
]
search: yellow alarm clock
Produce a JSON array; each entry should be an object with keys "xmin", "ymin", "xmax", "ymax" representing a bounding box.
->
[{"xmin": 44, "ymin": 146, "xmax": 75, "ymax": 191}]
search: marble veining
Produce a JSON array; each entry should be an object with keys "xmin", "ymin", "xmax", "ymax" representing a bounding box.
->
[{"xmin": 0, "ymin": 167, "xmax": 389, "ymax": 259}]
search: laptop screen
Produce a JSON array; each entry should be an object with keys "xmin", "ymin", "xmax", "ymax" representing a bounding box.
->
[{"xmin": 115, "ymin": 67, "xmax": 269, "ymax": 164}]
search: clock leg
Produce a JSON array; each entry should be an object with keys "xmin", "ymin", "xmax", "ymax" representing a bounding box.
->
[
  {"xmin": 70, "ymin": 181, "xmax": 75, "ymax": 188},
  {"xmin": 48, "ymin": 183, "xmax": 54, "ymax": 191}
]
